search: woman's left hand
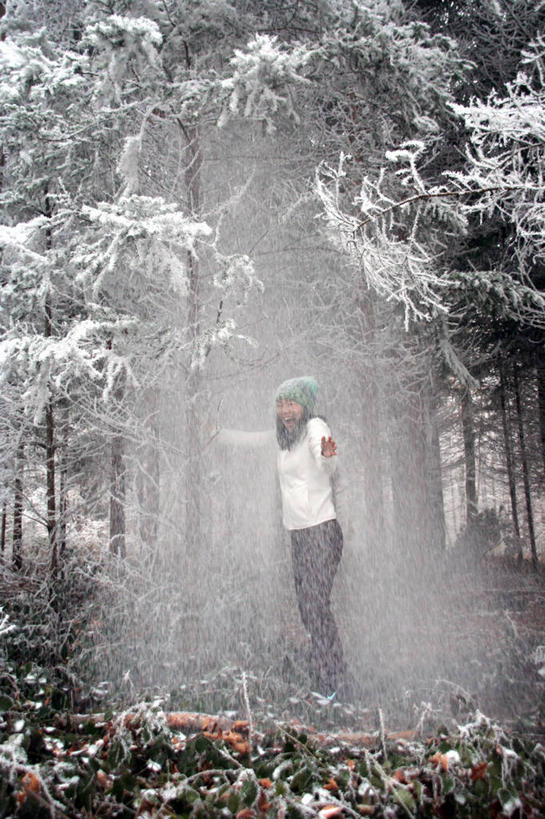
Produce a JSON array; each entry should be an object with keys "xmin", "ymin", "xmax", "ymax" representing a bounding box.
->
[{"xmin": 321, "ymin": 436, "xmax": 337, "ymax": 457}]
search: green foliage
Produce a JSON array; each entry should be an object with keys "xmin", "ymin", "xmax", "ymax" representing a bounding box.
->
[{"xmin": 1, "ymin": 670, "xmax": 544, "ymax": 818}]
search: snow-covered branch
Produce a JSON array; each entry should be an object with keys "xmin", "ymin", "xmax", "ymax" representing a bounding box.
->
[
  {"xmin": 315, "ymin": 152, "xmax": 452, "ymax": 328},
  {"xmin": 316, "ymin": 36, "xmax": 545, "ymax": 332},
  {"xmin": 446, "ymin": 41, "xmax": 545, "ymax": 276},
  {"xmin": 218, "ymin": 34, "xmax": 312, "ymax": 133}
]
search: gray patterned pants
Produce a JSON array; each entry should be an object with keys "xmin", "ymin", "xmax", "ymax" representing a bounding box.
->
[{"xmin": 290, "ymin": 519, "xmax": 346, "ymax": 692}]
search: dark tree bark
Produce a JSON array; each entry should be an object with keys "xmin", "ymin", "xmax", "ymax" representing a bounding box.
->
[
  {"xmin": 427, "ymin": 389, "xmax": 447, "ymax": 551},
  {"xmin": 12, "ymin": 439, "xmax": 24, "ymax": 571},
  {"xmin": 357, "ymin": 290, "xmax": 385, "ymax": 558},
  {"xmin": 44, "ymin": 297, "xmax": 58, "ymax": 575},
  {"xmin": 499, "ymin": 362, "xmax": 521, "ymax": 557},
  {"xmin": 46, "ymin": 399, "xmax": 58, "ymax": 575},
  {"xmin": 390, "ymin": 386, "xmax": 436, "ymax": 561},
  {"xmin": 107, "ymin": 341, "xmax": 126, "ymax": 558},
  {"xmin": 43, "ymin": 192, "xmax": 58, "ymax": 575},
  {"xmin": 0, "ymin": 496, "xmax": 6, "ymax": 559},
  {"xmin": 58, "ymin": 433, "xmax": 68, "ymax": 561},
  {"xmin": 109, "ymin": 432, "xmax": 126, "ymax": 558},
  {"xmin": 137, "ymin": 389, "xmax": 160, "ymax": 561},
  {"xmin": 513, "ymin": 363, "xmax": 538, "ymax": 571},
  {"xmin": 181, "ymin": 117, "xmax": 203, "ymax": 557},
  {"xmin": 536, "ymin": 351, "xmax": 545, "ymax": 480},
  {"xmin": 460, "ymin": 388, "xmax": 478, "ymax": 524}
]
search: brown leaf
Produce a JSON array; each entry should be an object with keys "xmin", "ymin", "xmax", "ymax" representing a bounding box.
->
[
  {"xmin": 471, "ymin": 761, "xmax": 488, "ymax": 781},
  {"xmin": 21, "ymin": 772, "xmax": 40, "ymax": 793},
  {"xmin": 203, "ymin": 729, "xmax": 222, "ymax": 741},
  {"xmin": 258, "ymin": 789, "xmax": 272, "ymax": 813},
  {"xmin": 318, "ymin": 807, "xmax": 344, "ymax": 819},
  {"xmin": 429, "ymin": 752, "xmax": 449, "ymax": 771},
  {"xmin": 16, "ymin": 772, "xmax": 40, "ymax": 808},
  {"xmin": 223, "ymin": 730, "xmax": 249, "ymax": 754},
  {"xmin": 96, "ymin": 769, "xmax": 113, "ymax": 790},
  {"xmin": 15, "ymin": 790, "xmax": 27, "ymax": 809}
]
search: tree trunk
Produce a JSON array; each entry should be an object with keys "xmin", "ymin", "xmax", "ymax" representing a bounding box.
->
[
  {"xmin": 499, "ymin": 362, "xmax": 521, "ymax": 557},
  {"xmin": 427, "ymin": 389, "xmax": 447, "ymax": 551},
  {"xmin": 390, "ymin": 386, "xmax": 435, "ymax": 561},
  {"xmin": 46, "ymin": 399, "xmax": 58, "ymax": 575},
  {"xmin": 513, "ymin": 363, "xmax": 538, "ymax": 571},
  {"xmin": 44, "ymin": 193, "xmax": 58, "ymax": 575},
  {"xmin": 12, "ymin": 439, "xmax": 24, "ymax": 571},
  {"xmin": 182, "ymin": 118, "xmax": 203, "ymax": 557},
  {"xmin": 108, "ymin": 347, "xmax": 126, "ymax": 559},
  {"xmin": 137, "ymin": 389, "xmax": 160, "ymax": 562},
  {"xmin": 0, "ymin": 499, "xmax": 6, "ymax": 559},
  {"xmin": 460, "ymin": 388, "xmax": 478, "ymax": 524},
  {"xmin": 357, "ymin": 290, "xmax": 385, "ymax": 558},
  {"xmin": 42, "ymin": 284, "xmax": 59, "ymax": 575},
  {"xmin": 58, "ymin": 434, "xmax": 68, "ymax": 561},
  {"xmin": 536, "ymin": 350, "xmax": 545, "ymax": 480},
  {"xmin": 109, "ymin": 432, "xmax": 126, "ymax": 558}
]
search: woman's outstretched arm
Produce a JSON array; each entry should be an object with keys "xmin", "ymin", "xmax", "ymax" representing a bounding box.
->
[{"xmin": 215, "ymin": 428, "xmax": 274, "ymax": 448}]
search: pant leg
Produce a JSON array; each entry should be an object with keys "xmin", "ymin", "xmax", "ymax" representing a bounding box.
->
[{"xmin": 290, "ymin": 520, "xmax": 345, "ymax": 691}]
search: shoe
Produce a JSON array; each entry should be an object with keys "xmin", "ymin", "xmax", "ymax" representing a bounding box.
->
[{"xmin": 311, "ymin": 689, "xmax": 337, "ymax": 704}]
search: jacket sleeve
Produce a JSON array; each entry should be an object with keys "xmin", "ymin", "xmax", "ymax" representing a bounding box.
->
[
  {"xmin": 307, "ymin": 418, "xmax": 338, "ymax": 477},
  {"xmin": 214, "ymin": 428, "xmax": 274, "ymax": 448}
]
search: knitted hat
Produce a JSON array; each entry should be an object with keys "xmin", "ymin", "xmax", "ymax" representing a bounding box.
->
[{"xmin": 275, "ymin": 376, "xmax": 318, "ymax": 412}]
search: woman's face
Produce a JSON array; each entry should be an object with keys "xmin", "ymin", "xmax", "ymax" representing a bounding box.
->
[{"xmin": 276, "ymin": 399, "xmax": 304, "ymax": 431}]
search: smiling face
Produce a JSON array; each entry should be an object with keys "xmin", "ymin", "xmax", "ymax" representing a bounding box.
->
[{"xmin": 276, "ymin": 398, "xmax": 304, "ymax": 431}]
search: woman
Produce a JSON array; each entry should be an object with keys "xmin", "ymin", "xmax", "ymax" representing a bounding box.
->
[
  {"xmin": 274, "ymin": 376, "xmax": 346, "ymax": 695},
  {"xmin": 214, "ymin": 375, "xmax": 347, "ymax": 695}
]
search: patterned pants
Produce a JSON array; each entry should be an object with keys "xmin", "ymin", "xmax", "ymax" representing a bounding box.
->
[{"xmin": 290, "ymin": 519, "xmax": 346, "ymax": 692}]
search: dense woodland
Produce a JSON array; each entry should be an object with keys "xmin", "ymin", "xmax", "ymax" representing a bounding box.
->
[
  {"xmin": 1, "ymin": 0, "xmax": 545, "ymax": 781},
  {"xmin": 2, "ymin": 0, "xmax": 545, "ymax": 815}
]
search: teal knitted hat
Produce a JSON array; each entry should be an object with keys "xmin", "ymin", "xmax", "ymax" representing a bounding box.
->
[{"xmin": 275, "ymin": 376, "xmax": 318, "ymax": 411}]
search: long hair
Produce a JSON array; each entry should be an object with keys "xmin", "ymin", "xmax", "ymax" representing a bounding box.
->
[{"xmin": 276, "ymin": 406, "xmax": 313, "ymax": 450}]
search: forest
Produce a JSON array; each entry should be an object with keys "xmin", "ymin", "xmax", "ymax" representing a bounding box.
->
[{"xmin": 1, "ymin": 0, "xmax": 545, "ymax": 816}]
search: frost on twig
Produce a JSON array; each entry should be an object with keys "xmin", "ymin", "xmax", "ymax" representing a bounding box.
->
[
  {"xmin": 316, "ymin": 43, "xmax": 545, "ymax": 335},
  {"xmin": 218, "ymin": 34, "xmax": 311, "ymax": 133},
  {"xmin": 0, "ymin": 607, "xmax": 16, "ymax": 638},
  {"xmin": 315, "ymin": 150, "xmax": 455, "ymax": 329},
  {"xmin": 445, "ymin": 36, "xmax": 545, "ymax": 281},
  {"xmin": 437, "ymin": 317, "xmax": 479, "ymax": 390}
]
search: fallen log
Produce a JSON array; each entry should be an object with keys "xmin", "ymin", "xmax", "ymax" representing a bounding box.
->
[{"xmin": 60, "ymin": 710, "xmax": 416, "ymax": 750}]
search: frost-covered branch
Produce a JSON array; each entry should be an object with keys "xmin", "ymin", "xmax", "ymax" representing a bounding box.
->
[
  {"xmin": 74, "ymin": 195, "xmax": 262, "ymax": 374},
  {"xmin": 0, "ymin": 607, "xmax": 16, "ymax": 638},
  {"xmin": 446, "ymin": 39, "xmax": 545, "ymax": 276},
  {"xmin": 316, "ymin": 34, "xmax": 545, "ymax": 332},
  {"xmin": 218, "ymin": 34, "xmax": 312, "ymax": 133},
  {"xmin": 76, "ymin": 195, "xmax": 213, "ymax": 300},
  {"xmin": 316, "ymin": 152, "xmax": 453, "ymax": 328}
]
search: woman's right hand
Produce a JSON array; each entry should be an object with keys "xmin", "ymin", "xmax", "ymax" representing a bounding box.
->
[{"xmin": 321, "ymin": 436, "xmax": 337, "ymax": 457}]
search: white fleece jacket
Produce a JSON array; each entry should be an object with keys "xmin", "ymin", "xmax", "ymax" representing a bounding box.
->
[
  {"xmin": 216, "ymin": 417, "xmax": 338, "ymax": 531},
  {"xmin": 277, "ymin": 417, "xmax": 337, "ymax": 530}
]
